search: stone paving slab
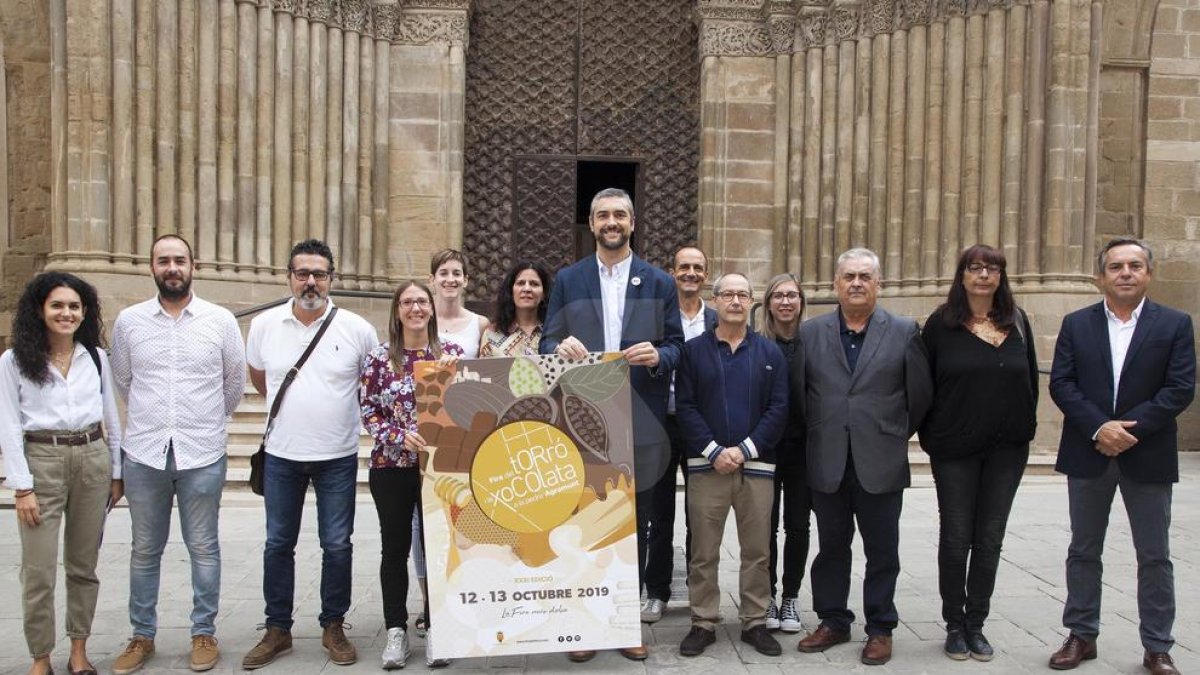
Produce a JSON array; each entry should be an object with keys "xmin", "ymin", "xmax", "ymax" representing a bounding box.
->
[{"xmin": 0, "ymin": 454, "xmax": 1197, "ymax": 674}]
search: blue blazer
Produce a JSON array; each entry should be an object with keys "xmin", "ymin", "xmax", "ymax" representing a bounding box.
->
[
  {"xmin": 540, "ymin": 254, "xmax": 684, "ymax": 488},
  {"xmin": 1050, "ymin": 299, "xmax": 1196, "ymax": 483}
]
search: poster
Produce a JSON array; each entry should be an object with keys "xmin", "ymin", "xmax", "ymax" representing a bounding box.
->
[{"xmin": 414, "ymin": 353, "xmax": 641, "ymax": 659}]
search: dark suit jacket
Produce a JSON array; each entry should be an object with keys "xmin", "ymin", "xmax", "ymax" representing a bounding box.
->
[
  {"xmin": 800, "ymin": 307, "xmax": 933, "ymax": 494},
  {"xmin": 1050, "ymin": 299, "xmax": 1195, "ymax": 483},
  {"xmin": 540, "ymin": 254, "xmax": 684, "ymax": 488}
]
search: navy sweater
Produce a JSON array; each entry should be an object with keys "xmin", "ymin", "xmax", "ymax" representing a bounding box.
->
[{"xmin": 675, "ymin": 329, "xmax": 789, "ymax": 478}]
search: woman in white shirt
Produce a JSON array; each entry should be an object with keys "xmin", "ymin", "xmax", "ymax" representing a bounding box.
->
[
  {"xmin": 429, "ymin": 248, "xmax": 491, "ymax": 359},
  {"xmin": 0, "ymin": 272, "xmax": 123, "ymax": 675}
]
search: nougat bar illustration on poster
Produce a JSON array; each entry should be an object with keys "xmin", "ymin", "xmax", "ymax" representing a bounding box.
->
[{"xmin": 414, "ymin": 353, "xmax": 640, "ymax": 658}]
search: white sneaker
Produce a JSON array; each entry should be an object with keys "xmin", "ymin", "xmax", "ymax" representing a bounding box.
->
[
  {"xmin": 381, "ymin": 627, "xmax": 410, "ymax": 669},
  {"xmin": 424, "ymin": 628, "xmax": 451, "ymax": 669},
  {"xmin": 779, "ymin": 597, "xmax": 803, "ymax": 633},
  {"xmin": 765, "ymin": 597, "xmax": 780, "ymax": 631},
  {"xmin": 640, "ymin": 597, "xmax": 666, "ymax": 623}
]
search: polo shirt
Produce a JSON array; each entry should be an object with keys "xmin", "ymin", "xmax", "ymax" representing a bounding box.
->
[{"xmin": 245, "ymin": 299, "xmax": 378, "ymax": 461}]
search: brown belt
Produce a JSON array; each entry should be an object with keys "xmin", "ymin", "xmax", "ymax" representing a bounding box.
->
[{"xmin": 24, "ymin": 423, "xmax": 103, "ymax": 447}]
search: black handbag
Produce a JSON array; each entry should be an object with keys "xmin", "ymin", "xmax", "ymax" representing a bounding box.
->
[{"xmin": 249, "ymin": 307, "xmax": 339, "ymax": 496}]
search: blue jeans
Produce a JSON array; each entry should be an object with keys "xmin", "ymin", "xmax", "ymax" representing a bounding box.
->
[
  {"xmin": 124, "ymin": 450, "xmax": 226, "ymax": 638},
  {"xmin": 263, "ymin": 452, "xmax": 357, "ymax": 630}
]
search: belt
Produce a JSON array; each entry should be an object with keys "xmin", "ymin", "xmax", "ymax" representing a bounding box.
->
[{"xmin": 24, "ymin": 423, "xmax": 103, "ymax": 447}]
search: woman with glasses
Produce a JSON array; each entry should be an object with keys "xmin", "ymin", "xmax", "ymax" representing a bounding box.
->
[
  {"xmin": 758, "ymin": 273, "xmax": 810, "ymax": 635},
  {"xmin": 920, "ymin": 245, "xmax": 1038, "ymax": 662},
  {"xmin": 360, "ymin": 280, "xmax": 462, "ymax": 669},
  {"xmin": 1, "ymin": 272, "xmax": 122, "ymax": 675},
  {"xmin": 479, "ymin": 261, "xmax": 552, "ymax": 357}
]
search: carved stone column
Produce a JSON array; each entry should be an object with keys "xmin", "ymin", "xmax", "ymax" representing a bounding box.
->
[{"xmin": 696, "ymin": 0, "xmax": 781, "ymax": 287}]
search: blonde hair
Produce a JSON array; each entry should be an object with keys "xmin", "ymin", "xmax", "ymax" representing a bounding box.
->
[{"xmin": 759, "ymin": 273, "xmax": 805, "ymax": 341}]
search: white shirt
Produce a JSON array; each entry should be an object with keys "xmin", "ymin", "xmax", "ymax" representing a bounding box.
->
[
  {"xmin": 245, "ymin": 299, "xmax": 378, "ymax": 461},
  {"xmin": 0, "ymin": 346, "xmax": 124, "ymax": 490},
  {"xmin": 597, "ymin": 252, "xmax": 633, "ymax": 352},
  {"xmin": 440, "ymin": 312, "xmax": 484, "ymax": 359},
  {"xmin": 110, "ymin": 294, "xmax": 247, "ymax": 470},
  {"xmin": 668, "ymin": 304, "xmax": 711, "ymax": 414},
  {"xmin": 1104, "ymin": 297, "xmax": 1144, "ymax": 411}
]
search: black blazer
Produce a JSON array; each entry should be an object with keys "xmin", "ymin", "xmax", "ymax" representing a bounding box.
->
[
  {"xmin": 1050, "ymin": 299, "xmax": 1196, "ymax": 483},
  {"xmin": 540, "ymin": 254, "xmax": 685, "ymax": 488}
]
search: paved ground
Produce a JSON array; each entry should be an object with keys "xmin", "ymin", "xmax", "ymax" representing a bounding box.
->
[{"xmin": 1, "ymin": 456, "xmax": 1197, "ymax": 675}]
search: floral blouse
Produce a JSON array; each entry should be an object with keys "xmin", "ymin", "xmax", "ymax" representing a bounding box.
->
[
  {"xmin": 478, "ymin": 325, "xmax": 543, "ymax": 358},
  {"xmin": 359, "ymin": 341, "xmax": 463, "ymax": 469}
]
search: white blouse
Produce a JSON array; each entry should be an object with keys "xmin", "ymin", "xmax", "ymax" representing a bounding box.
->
[{"xmin": 0, "ymin": 345, "xmax": 124, "ymax": 490}]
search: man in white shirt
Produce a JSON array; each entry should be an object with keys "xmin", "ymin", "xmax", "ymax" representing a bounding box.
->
[
  {"xmin": 1049, "ymin": 239, "xmax": 1196, "ymax": 675},
  {"xmin": 109, "ymin": 235, "xmax": 245, "ymax": 674},
  {"xmin": 241, "ymin": 239, "xmax": 378, "ymax": 670},
  {"xmin": 641, "ymin": 245, "xmax": 716, "ymax": 624}
]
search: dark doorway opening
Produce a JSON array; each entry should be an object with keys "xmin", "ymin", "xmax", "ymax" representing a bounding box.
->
[{"xmin": 575, "ymin": 160, "xmax": 639, "ymax": 258}]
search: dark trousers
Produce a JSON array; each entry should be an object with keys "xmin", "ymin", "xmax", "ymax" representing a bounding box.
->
[
  {"xmin": 368, "ymin": 467, "xmax": 422, "ymax": 630},
  {"xmin": 769, "ymin": 453, "xmax": 811, "ymax": 599},
  {"xmin": 642, "ymin": 414, "xmax": 690, "ymax": 601},
  {"xmin": 810, "ymin": 459, "xmax": 903, "ymax": 636},
  {"xmin": 930, "ymin": 444, "xmax": 1028, "ymax": 631},
  {"xmin": 1064, "ymin": 459, "xmax": 1174, "ymax": 653}
]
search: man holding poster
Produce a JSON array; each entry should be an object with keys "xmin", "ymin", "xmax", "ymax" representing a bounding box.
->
[
  {"xmin": 674, "ymin": 273, "xmax": 789, "ymax": 657},
  {"xmin": 539, "ymin": 187, "xmax": 685, "ymax": 661}
]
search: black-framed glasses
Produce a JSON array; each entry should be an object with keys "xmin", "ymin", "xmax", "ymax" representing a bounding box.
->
[
  {"xmin": 290, "ymin": 268, "xmax": 331, "ymax": 282},
  {"xmin": 966, "ymin": 263, "xmax": 1002, "ymax": 275}
]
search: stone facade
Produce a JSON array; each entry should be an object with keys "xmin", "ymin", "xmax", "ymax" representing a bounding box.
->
[{"xmin": 2, "ymin": 0, "xmax": 1198, "ymax": 449}]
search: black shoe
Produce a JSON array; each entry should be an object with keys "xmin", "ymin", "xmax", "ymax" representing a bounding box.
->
[
  {"xmin": 741, "ymin": 625, "xmax": 783, "ymax": 657},
  {"xmin": 966, "ymin": 631, "xmax": 994, "ymax": 661},
  {"xmin": 679, "ymin": 626, "xmax": 716, "ymax": 657},
  {"xmin": 944, "ymin": 628, "xmax": 969, "ymax": 660}
]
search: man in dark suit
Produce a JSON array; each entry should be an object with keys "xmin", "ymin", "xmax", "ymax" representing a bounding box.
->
[
  {"xmin": 640, "ymin": 245, "xmax": 717, "ymax": 624},
  {"xmin": 797, "ymin": 248, "xmax": 932, "ymax": 666},
  {"xmin": 540, "ymin": 187, "xmax": 684, "ymax": 662},
  {"xmin": 1048, "ymin": 239, "xmax": 1195, "ymax": 675}
]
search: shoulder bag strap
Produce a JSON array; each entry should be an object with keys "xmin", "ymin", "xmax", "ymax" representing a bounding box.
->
[{"xmin": 263, "ymin": 307, "xmax": 339, "ymax": 437}]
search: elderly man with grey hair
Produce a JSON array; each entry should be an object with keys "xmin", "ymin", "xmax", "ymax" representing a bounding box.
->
[{"xmin": 797, "ymin": 248, "xmax": 932, "ymax": 666}]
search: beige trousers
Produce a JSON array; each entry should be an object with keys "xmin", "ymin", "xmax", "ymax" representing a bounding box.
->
[
  {"xmin": 686, "ymin": 469, "xmax": 774, "ymax": 631},
  {"xmin": 18, "ymin": 436, "xmax": 112, "ymax": 658}
]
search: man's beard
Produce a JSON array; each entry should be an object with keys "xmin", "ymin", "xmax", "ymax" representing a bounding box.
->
[
  {"xmin": 155, "ymin": 274, "xmax": 192, "ymax": 300},
  {"xmin": 595, "ymin": 230, "xmax": 629, "ymax": 251},
  {"xmin": 297, "ymin": 289, "xmax": 327, "ymax": 311}
]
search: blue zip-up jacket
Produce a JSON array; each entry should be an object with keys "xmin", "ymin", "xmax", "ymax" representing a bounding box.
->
[{"xmin": 675, "ymin": 328, "xmax": 789, "ymax": 478}]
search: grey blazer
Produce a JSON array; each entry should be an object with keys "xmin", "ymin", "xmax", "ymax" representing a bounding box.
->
[{"xmin": 800, "ymin": 307, "xmax": 933, "ymax": 494}]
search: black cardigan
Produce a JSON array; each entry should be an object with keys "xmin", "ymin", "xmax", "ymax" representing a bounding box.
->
[{"xmin": 918, "ymin": 306, "xmax": 1039, "ymax": 459}]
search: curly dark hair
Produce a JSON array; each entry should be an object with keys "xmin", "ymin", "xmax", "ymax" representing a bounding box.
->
[
  {"xmin": 11, "ymin": 271, "xmax": 106, "ymax": 385},
  {"xmin": 491, "ymin": 260, "xmax": 552, "ymax": 334},
  {"xmin": 288, "ymin": 238, "xmax": 335, "ymax": 272},
  {"xmin": 939, "ymin": 244, "xmax": 1016, "ymax": 330}
]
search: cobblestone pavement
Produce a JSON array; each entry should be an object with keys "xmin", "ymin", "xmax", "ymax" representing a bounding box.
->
[{"xmin": 1, "ymin": 455, "xmax": 1197, "ymax": 674}]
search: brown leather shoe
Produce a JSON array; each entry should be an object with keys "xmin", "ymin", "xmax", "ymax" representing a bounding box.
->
[
  {"xmin": 322, "ymin": 619, "xmax": 357, "ymax": 665},
  {"xmin": 797, "ymin": 624, "xmax": 851, "ymax": 653},
  {"xmin": 1143, "ymin": 651, "xmax": 1181, "ymax": 675},
  {"xmin": 566, "ymin": 650, "xmax": 596, "ymax": 662},
  {"xmin": 242, "ymin": 626, "xmax": 292, "ymax": 670},
  {"xmin": 189, "ymin": 635, "xmax": 219, "ymax": 672},
  {"xmin": 861, "ymin": 635, "xmax": 893, "ymax": 665},
  {"xmin": 620, "ymin": 646, "xmax": 649, "ymax": 661},
  {"xmin": 1049, "ymin": 635, "xmax": 1097, "ymax": 670}
]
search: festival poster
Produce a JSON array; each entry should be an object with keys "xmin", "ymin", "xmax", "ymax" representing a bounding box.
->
[{"xmin": 414, "ymin": 353, "xmax": 641, "ymax": 659}]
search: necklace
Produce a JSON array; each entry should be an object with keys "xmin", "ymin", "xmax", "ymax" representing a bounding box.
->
[{"xmin": 50, "ymin": 349, "xmax": 73, "ymax": 375}]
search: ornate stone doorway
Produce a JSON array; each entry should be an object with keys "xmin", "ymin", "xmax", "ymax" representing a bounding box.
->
[{"xmin": 462, "ymin": 0, "xmax": 700, "ymax": 301}]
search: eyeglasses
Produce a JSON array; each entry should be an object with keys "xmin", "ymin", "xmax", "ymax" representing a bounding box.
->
[
  {"xmin": 290, "ymin": 269, "xmax": 331, "ymax": 282},
  {"xmin": 399, "ymin": 298, "xmax": 431, "ymax": 309},
  {"xmin": 770, "ymin": 291, "xmax": 801, "ymax": 302},
  {"xmin": 966, "ymin": 263, "xmax": 1002, "ymax": 275},
  {"xmin": 716, "ymin": 291, "xmax": 752, "ymax": 303}
]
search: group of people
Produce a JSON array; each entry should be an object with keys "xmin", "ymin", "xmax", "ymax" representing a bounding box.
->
[{"xmin": 0, "ymin": 186, "xmax": 1193, "ymax": 675}]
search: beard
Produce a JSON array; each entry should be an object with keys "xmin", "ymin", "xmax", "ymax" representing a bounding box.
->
[
  {"xmin": 155, "ymin": 274, "xmax": 192, "ymax": 300},
  {"xmin": 296, "ymin": 288, "xmax": 327, "ymax": 311},
  {"xmin": 595, "ymin": 229, "xmax": 630, "ymax": 251}
]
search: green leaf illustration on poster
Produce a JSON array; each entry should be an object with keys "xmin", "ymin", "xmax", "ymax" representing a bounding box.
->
[{"xmin": 555, "ymin": 359, "xmax": 628, "ymax": 403}]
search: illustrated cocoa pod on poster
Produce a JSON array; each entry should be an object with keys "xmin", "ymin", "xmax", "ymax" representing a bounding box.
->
[
  {"xmin": 563, "ymin": 393, "xmax": 609, "ymax": 462},
  {"xmin": 444, "ymin": 381, "xmax": 515, "ymax": 430},
  {"xmin": 498, "ymin": 394, "xmax": 559, "ymax": 426}
]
